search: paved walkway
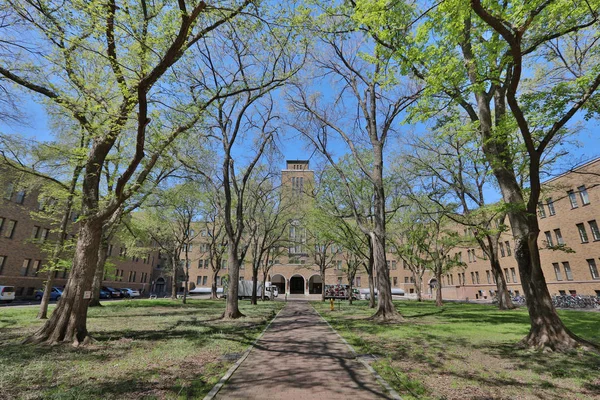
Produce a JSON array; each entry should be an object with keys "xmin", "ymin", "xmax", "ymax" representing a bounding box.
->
[{"xmin": 215, "ymin": 301, "xmax": 392, "ymax": 400}]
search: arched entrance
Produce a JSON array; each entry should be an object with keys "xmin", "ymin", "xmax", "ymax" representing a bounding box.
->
[
  {"xmin": 428, "ymin": 278, "xmax": 438, "ymax": 295},
  {"xmin": 155, "ymin": 277, "xmax": 166, "ymax": 295},
  {"xmin": 308, "ymin": 274, "xmax": 322, "ymax": 294},
  {"xmin": 289, "ymin": 275, "xmax": 305, "ymax": 294},
  {"xmin": 271, "ymin": 274, "xmax": 286, "ymax": 295}
]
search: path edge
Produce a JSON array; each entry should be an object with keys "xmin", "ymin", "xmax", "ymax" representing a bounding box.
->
[
  {"xmin": 312, "ymin": 304, "xmax": 403, "ymax": 400},
  {"xmin": 203, "ymin": 304, "xmax": 285, "ymax": 400}
]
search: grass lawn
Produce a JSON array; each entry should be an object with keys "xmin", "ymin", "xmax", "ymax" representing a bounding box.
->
[
  {"xmin": 313, "ymin": 300, "xmax": 600, "ymax": 400},
  {"xmin": 0, "ymin": 299, "xmax": 284, "ymax": 399}
]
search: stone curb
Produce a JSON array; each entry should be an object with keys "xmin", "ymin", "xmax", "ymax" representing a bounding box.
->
[
  {"xmin": 312, "ymin": 305, "xmax": 403, "ymax": 400},
  {"xmin": 203, "ymin": 306, "xmax": 285, "ymax": 400}
]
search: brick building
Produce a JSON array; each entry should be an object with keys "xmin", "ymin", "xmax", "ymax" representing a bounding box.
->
[
  {"xmin": 186, "ymin": 158, "xmax": 600, "ymax": 300},
  {"xmin": 0, "ymin": 172, "xmax": 156, "ymax": 299}
]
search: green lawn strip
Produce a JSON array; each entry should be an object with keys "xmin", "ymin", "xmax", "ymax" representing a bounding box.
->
[
  {"xmin": 312, "ymin": 300, "xmax": 600, "ymax": 400},
  {"xmin": 0, "ymin": 299, "xmax": 284, "ymax": 399}
]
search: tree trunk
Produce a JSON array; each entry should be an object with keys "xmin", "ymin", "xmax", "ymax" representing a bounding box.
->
[
  {"xmin": 348, "ymin": 278, "xmax": 353, "ymax": 305},
  {"xmin": 435, "ymin": 267, "xmax": 443, "ymax": 307},
  {"xmin": 25, "ymin": 220, "xmax": 102, "ymax": 346},
  {"xmin": 223, "ymin": 247, "xmax": 244, "ymax": 319},
  {"xmin": 320, "ymin": 267, "xmax": 326, "ymax": 302},
  {"xmin": 171, "ymin": 255, "xmax": 178, "ymax": 300},
  {"xmin": 367, "ymin": 265, "xmax": 375, "ymax": 308},
  {"xmin": 211, "ymin": 268, "xmax": 219, "ymax": 299},
  {"xmin": 251, "ymin": 266, "xmax": 258, "ymax": 305},
  {"xmin": 261, "ymin": 270, "xmax": 268, "ymax": 301},
  {"xmin": 37, "ymin": 270, "xmax": 55, "ymax": 320},
  {"xmin": 370, "ymin": 231, "xmax": 401, "ymax": 320},
  {"xmin": 414, "ymin": 273, "xmax": 422, "ymax": 302},
  {"xmin": 89, "ymin": 239, "xmax": 108, "ymax": 307},
  {"xmin": 487, "ymin": 240, "xmax": 515, "ymax": 310},
  {"xmin": 512, "ymin": 216, "xmax": 579, "ymax": 351}
]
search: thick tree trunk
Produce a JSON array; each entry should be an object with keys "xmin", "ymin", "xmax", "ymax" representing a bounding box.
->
[
  {"xmin": 211, "ymin": 268, "xmax": 219, "ymax": 299},
  {"xmin": 223, "ymin": 247, "xmax": 244, "ymax": 319},
  {"xmin": 251, "ymin": 266, "xmax": 258, "ymax": 305},
  {"xmin": 370, "ymin": 231, "xmax": 401, "ymax": 320},
  {"xmin": 435, "ymin": 267, "xmax": 443, "ymax": 307},
  {"xmin": 25, "ymin": 220, "xmax": 103, "ymax": 346},
  {"xmin": 512, "ymin": 216, "xmax": 579, "ymax": 351},
  {"xmin": 89, "ymin": 240, "xmax": 108, "ymax": 307}
]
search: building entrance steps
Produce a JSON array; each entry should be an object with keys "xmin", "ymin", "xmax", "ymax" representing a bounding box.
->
[{"xmin": 213, "ymin": 301, "xmax": 396, "ymax": 400}]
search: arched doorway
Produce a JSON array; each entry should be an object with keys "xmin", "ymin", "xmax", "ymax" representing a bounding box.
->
[
  {"xmin": 308, "ymin": 274, "xmax": 322, "ymax": 294},
  {"xmin": 289, "ymin": 275, "xmax": 305, "ymax": 294},
  {"xmin": 428, "ymin": 278, "xmax": 438, "ymax": 295},
  {"xmin": 155, "ymin": 277, "xmax": 166, "ymax": 295},
  {"xmin": 271, "ymin": 274, "xmax": 286, "ymax": 295}
]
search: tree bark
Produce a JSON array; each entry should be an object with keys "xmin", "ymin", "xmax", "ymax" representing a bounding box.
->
[
  {"xmin": 89, "ymin": 239, "xmax": 108, "ymax": 307},
  {"xmin": 367, "ymin": 257, "xmax": 375, "ymax": 308},
  {"xmin": 487, "ymin": 238, "xmax": 515, "ymax": 310},
  {"xmin": 435, "ymin": 266, "xmax": 443, "ymax": 307},
  {"xmin": 25, "ymin": 220, "xmax": 102, "ymax": 345},
  {"xmin": 211, "ymin": 267, "xmax": 219, "ymax": 299},
  {"xmin": 370, "ymin": 231, "xmax": 401, "ymax": 320},
  {"xmin": 251, "ymin": 266, "xmax": 258, "ymax": 305},
  {"xmin": 320, "ymin": 267, "xmax": 326, "ymax": 302},
  {"xmin": 223, "ymin": 246, "xmax": 244, "ymax": 319},
  {"xmin": 414, "ymin": 273, "xmax": 422, "ymax": 302},
  {"xmin": 171, "ymin": 255, "xmax": 179, "ymax": 300}
]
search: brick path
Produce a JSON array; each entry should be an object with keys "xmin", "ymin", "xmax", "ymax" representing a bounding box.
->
[{"xmin": 215, "ymin": 301, "xmax": 392, "ymax": 399}]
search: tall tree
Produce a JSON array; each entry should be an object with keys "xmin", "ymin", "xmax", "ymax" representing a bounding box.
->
[
  {"xmin": 0, "ymin": 0, "xmax": 254, "ymax": 345},
  {"xmin": 289, "ymin": 8, "xmax": 421, "ymax": 319},
  {"xmin": 355, "ymin": 0, "xmax": 600, "ymax": 350}
]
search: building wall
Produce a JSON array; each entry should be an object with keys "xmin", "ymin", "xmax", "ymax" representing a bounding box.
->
[
  {"xmin": 0, "ymin": 174, "xmax": 156, "ymax": 298},
  {"xmin": 186, "ymin": 158, "xmax": 600, "ymax": 300}
]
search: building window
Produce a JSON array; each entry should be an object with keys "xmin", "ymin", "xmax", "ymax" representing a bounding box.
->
[
  {"xmin": 576, "ymin": 223, "xmax": 589, "ymax": 243},
  {"xmin": 578, "ymin": 185, "xmax": 590, "ymax": 205},
  {"xmin": 391, "ymin": 260, "xmax": 397, "ymax": 270},
  {"xmin": 356, "ymin": 277, "xmax": 361, "ymax": 287},
  {"xmin": 567, "ymin": 190, "xmax": 578, "ymax": 208},
  {"xmin": 4, "ymin": 220, "xmax": 17, "ymax": 238},
  {"xmin": 469, "ymin": 271, "xmax": 474, "ymax": 284},
  {"xmin": 21, "ymin": 259, "xmax": 31, "ymax": 276},
  {"xmin": 499, "ymin": 242, "xmax": 505, "ymax": 257},
  {"xmin": 203, "ymin": 276, "xmax": 208, "ymax": 285},
  {"xmin": 336, "ymin": 260, "xmax": 342, "ymax": 270},
  {"xmin": 588, "ymin": 220, "xmax": 600, "ymax": 241},
  {"xmin": 40, "ymin": 228, "xmax": 49, "ymax": 242},
  {"xmin": 204, "ymin": 259, "xmax": 210, "ymax": 269},
  {"xmin": 510, "ymin": 268, "xmax": 517, "ymax": 283},
  {"xmin": 486, "ymin": 270, "xmax": 491, "ymax": 284},
  {"xmin": 393, "ymin": 277, "xmax": 398, "ymax": 286},
  {"xmin": 505, "ymin": 241, "xmax": 511, "ymax": 256},
  {"xmin": 587, "ymin": 259, "xmax": 599, "ymax": 280},
  {"xmin": 504, "ymin": 268, "xmax": 510, "ymax": 283},
  {"xmin": 0, "ymin": 255, "xmax": 6, "ymax": 274},
  {"xmin": 107, "ymin": 244, "xmax": 113, "ymax": 256},
  {"xmin": 31, "ymin": 260, "xmax": 41, "ymax": 276},
  {"xmin": 3, "ymin": 182, "xmax": 13, "ymax": 200},
  {"xmin": 547, "ymin": 198, "xmax": 556, "ymax": 216},
  {"xmin": 196, "ymin": 276, "xmax": 202, "ymax": 285},
  {"xmin": 31, "ymin": 226, "xmax": 40, "ymax": 239},
  {"xmin": 132, "ymin": 271, "xmax": 136, "ymax": 282},
  {"xmin": 554, "ymin": 229, "xmax": 564, "ymax": 245},
  {"xmin": 537, "ymin": 202, "xmax": 546, "ymax": 218},
  {"xmin": 15, "ymin": 190, "xmax": 26, "ymax": 204},
  {"xmin": 337, "ymin": 277, "xmax": 343, "ymax": 284},
  {"xmin": 475, "ymin": 271, "xmax": 480, "ymax": 284},
  {"xmin": 553, "ymin": 263, "xmax": 562, "ymax": 281},
  {"xmin": 563, "ymin": 262, "xmax": 573, "ymax": 281},
  {"xmin": 544, "ymin": 231, "xmax": 553, "ymax": 247}
]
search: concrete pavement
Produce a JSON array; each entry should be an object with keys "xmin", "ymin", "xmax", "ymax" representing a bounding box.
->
[{"xmin": 214, "ymin": 301, "xmax": 394, "ymax": 400}]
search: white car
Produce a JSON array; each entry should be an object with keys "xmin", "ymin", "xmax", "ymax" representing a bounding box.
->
[
  {"xmin": 120, "ymin": 288, "xmax": 140, "ymax": 298},
  {"xmin": 0, "ymin": 285, "xmax": 15, "ymax": 303}
]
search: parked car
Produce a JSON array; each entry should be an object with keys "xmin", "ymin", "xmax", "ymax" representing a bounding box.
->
[
  {"xmin": 119, "ymin": 288, "xmax": 140, "ymax": 298},
  {"xmin": 102, "ymin": 286, "xmax": 122, "ymax": 298},
  {"xmin": 34, "ymin": 287, "xmax": 63, "ymax": 301},
  {"xmin": 0, "ymin": 285, "xmax": 15, "ymax": 303},
  {"xmin": 99, "ymin": 289, "xmax": 112, "ymax": 299}
]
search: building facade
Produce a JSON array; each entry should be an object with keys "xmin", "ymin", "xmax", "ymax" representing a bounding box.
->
[
  {"xmin": 187, "ymin": 158, "xmax": 600, "ymax": 300},
  {"xmin": 0, "ymin": 172, "xmax": 156, "ymax": 299}
]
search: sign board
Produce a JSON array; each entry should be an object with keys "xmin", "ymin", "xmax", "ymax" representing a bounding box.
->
[{"xmin": 83, "ymin": 291, "xmax": 92, "ymax": 299}]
